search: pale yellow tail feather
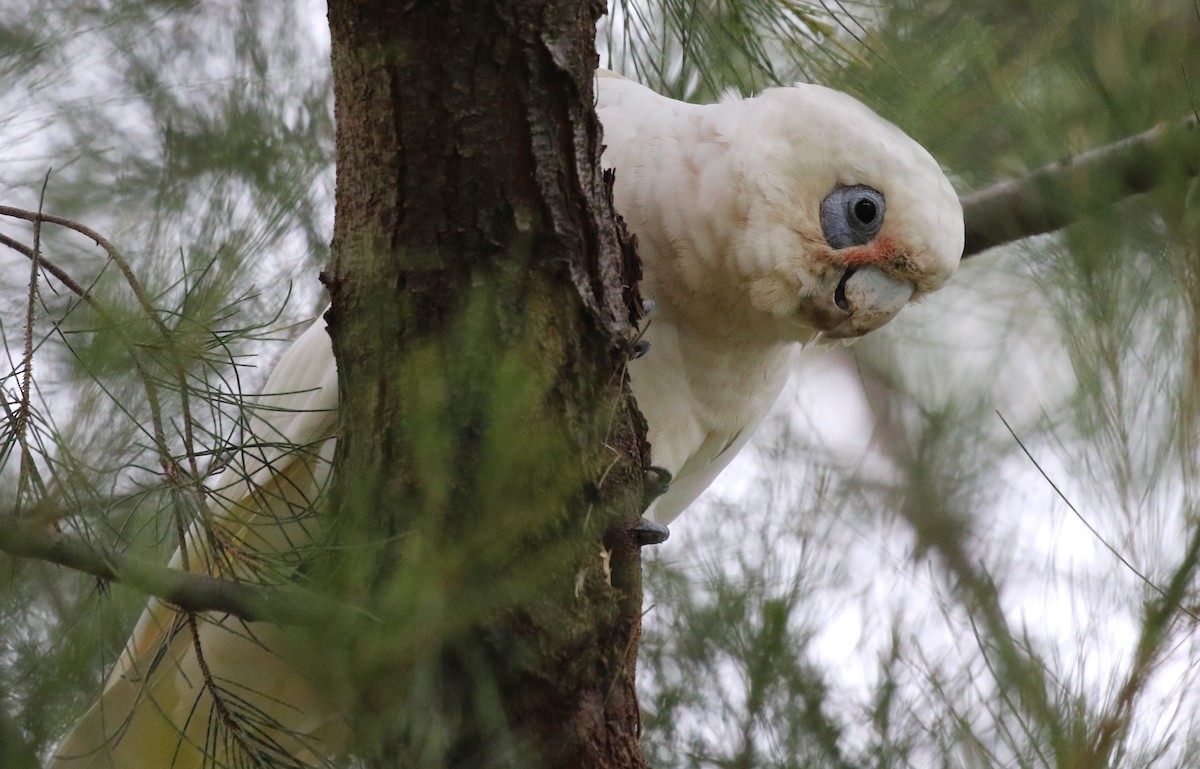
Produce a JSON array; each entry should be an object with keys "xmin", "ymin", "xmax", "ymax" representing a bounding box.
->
[{"xmin": 52, "ymin": 317, "xmax": 344, "ymax": 768}]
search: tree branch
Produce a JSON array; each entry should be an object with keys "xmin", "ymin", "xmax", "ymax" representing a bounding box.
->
[
  {"xmin": 0, "ymin": 518, "xmax": 346, "ymax": 627},
  {"xmin": 962, "ymin": 115, "xmax": 1200, "ymax": 257}
]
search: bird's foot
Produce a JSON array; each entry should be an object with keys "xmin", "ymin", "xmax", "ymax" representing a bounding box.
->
[
  {"xmin": 631, "ymin": 519, "xmax": 670, "ymax": 546},
  {"xmin": 641, "ymin": 298, "xmax": 656, "ymax": 316},
  {"xmin": 632, "ymin": 339, "xmax": 651, "ymax": 359},
  {"xmin": 643, "ymin": 465, "xmax": 671, "ymax": 504}
]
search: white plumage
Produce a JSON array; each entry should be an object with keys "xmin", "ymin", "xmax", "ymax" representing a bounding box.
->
[
  {"xmin": 596, "ymin": 71, "xmax": 962, "ymax": 522},
  {"xmin": 51, "ymin": 71, "xmax": 963, "ymax": 768}
]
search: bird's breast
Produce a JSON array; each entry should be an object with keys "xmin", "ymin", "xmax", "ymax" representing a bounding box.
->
[{"xmin": 629, "ymin": 317, "xmax": 792, "ymax": 520}]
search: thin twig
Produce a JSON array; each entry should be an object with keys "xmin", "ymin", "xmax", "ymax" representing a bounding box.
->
[
  {"xmin": 0, "ymin": 231, "xmax": 89, "ymax": 297},
  {"xmin": 1085, "ymin": 518, "xmax": 1200, "ymax": 764},
  {"xmin": 1, "ymin": 206, "xmax": 278, "ymax": 732},
  {"xmin": 0, "ymin": 207, "xmax": 178, "ymax": 481},
  {"xmin": 14, "ymin": 175, "xmax": 51, "ymax": 517},
  {"xmin": 0, "ymin": 516, "xmax": 346, "ymax": 626},
  {"xmin": 995, "ymin": 410, "xmax": 1199, "ymax": 623},
  {"xmin": 0, "ymin": 206, "xmax": 154, "ymax": 315},
  {"xmin": 0, "ymin": 205, "xmax": 214, "ymax": 536},
  {"xmin": 930, "ymin": 536, "xmax": 1067, "ymax": 757}
]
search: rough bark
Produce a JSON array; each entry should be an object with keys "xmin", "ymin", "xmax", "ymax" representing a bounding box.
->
[{"xmin": 321, "ymin": 3, "xmax": 649, "ymax": 768}]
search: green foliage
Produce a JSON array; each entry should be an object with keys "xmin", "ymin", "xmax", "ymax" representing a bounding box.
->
[
  {"xmin": 2, "ymin": 0, "xmax": 1200, "ymax": 767},
  {"xmin": 607, "ymin": 1, "xmax": 1200, "ymax": 768},
  {"xmin": 603, "ymin": 0, "xmax": 863, "ymax": 101},
  {"xmin": 0, "ymin": 1, "xmax": 333, "ymax": 762}
]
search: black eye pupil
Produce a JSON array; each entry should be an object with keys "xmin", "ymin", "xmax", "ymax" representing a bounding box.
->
[{"xmin": 853, "ymin": 198, "xmax": 877, "ymax": 224}]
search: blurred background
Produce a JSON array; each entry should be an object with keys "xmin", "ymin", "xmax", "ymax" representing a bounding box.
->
[{"xmin": 3, "ymin": 1, "xmax": 1200, "ymax": 766}]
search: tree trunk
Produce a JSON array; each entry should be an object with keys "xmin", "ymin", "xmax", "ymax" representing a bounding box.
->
[{"xmin": 321, "ymin": 3, "xmax": 649, "ymax": 767}]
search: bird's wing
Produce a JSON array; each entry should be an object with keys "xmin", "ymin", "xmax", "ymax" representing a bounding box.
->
[
  {"xmin": 51, "ymin": 314, "xmax": 345, "ymax": 769},
  {"xmin": 633, "ymin": 320, "xmax": 792, "ymax": 525}
]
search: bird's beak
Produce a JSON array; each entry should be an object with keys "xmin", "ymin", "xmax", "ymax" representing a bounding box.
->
[{"xmin": 809, "ymin": 265, "xmax": 914, "ymax": 339}]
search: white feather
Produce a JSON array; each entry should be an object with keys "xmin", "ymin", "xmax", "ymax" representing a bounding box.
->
[{"xmin": 596, "ymin": 74, "xmax": 962, "ymax": 522}]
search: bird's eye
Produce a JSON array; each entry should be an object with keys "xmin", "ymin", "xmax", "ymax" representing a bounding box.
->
[
  {"xmin": 820, "ymin": 185, "xmax": 886, "ymax": 249},
  {"xmin": 853, "ymin": 197, "xmax": 877, "ymax": 225}
]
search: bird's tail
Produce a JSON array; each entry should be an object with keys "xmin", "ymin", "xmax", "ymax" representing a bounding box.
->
[{"xmin": 50, "ymin": 316, "xmax": 345, "ymax": 769}]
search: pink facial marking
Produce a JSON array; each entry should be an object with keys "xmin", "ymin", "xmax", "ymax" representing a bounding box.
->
[{"xmin": 840, "ymin": 235, "xmax": 900, "ymax": 267}]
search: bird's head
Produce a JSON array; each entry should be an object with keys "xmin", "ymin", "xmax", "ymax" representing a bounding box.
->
[{"xmin": 724, "ymin": 83, "xmax": 964, "ymax": 342}]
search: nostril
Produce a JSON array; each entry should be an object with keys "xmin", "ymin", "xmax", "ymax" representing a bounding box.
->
[{"xmin": 834, "ymin": 267, "xmax": 857, "ymax": 312}]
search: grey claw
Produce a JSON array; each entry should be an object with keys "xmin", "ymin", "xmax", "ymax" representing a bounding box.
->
[
  {"xmin": 643, "ymin": 465, "xmax": 671, "ymax": 505},
  {"xmin": 633, "ymin": 339, "xmax": 651, "ymax": 358},
  {"xmin": 642, "ymin": 299, "xmax": 656, "ymax": 315},
  {"xmin": 632, "ymin": 519, "xmax": 670, "ymax": 546}
]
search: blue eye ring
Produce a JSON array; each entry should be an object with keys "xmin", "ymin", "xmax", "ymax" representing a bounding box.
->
[{"xmin": 820, "ymin": 185, "xmax": 886, "ymax": 249}]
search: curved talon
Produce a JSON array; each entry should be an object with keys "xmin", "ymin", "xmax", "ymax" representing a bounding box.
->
[
  {"xmin": 631, "ymin": 519, "xmax": 670, "ymax": 546},
  {"xmin": 633, "ymin": 339, "xmax": 651, "ymax": 358}
]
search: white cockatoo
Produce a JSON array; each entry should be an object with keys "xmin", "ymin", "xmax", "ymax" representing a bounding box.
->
[
  {"xmin": 596, "ymin": 71, "xmax": 962, "ymax": 524},
  {"xmin": 51, "ymin": 71, "xmax": 963, "ymax": 768}
]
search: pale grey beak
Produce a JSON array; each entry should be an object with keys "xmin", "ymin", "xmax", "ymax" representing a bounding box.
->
[{"xmin": 810, "ymin": 265, "xmax": 914, "ymax": 339}]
